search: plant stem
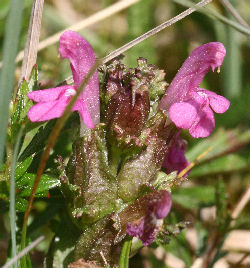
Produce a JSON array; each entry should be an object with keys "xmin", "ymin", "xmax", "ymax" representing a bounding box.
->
[
  {"xmin": 119, "ymin": 236, "xmax": 133, "ymax": 268},
  {"xmin": 20, "ymin": 60, "xmax": 101, "ymax": 267}
]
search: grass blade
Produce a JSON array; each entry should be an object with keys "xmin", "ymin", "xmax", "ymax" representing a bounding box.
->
[
  {"xmin": 9, "ymin": 129, "xmax": 23, "ymax": 268},
  {"xmin": 223, "ymin": 0, "xmax": 242, "ymax": 98},
  {"xmin": 0, "ymin": 0, "xmax": 24, "ymax": 164}
]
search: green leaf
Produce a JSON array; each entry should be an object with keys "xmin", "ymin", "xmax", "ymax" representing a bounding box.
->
[
  {"xmin": 186, "ymin": 128, "xmax": 250, "ymax": 163},
  {"xmin": 15, "ymin": 155, "xmax": 33, "ymax": 180},
  {"xmin": 28, "ymin": 65, "xmax": 38, "ymax": 90},
  {"xmin": 10, "ymin": 66, "xmax": 38, "ymax": 144},
  {"xmin": 19, "ymin": 65, "xmax": 38, "ymax": 120},
  {"xmin": 16, "ymin": 197, "xmax": 28, "ymax": 212},
  {"xmin": 27, "ymin": 203, "xmax": 62, "ymax": 235},
  {"xmin": 119, "ymin": 236, "xmax": 132, "ymax": 268},
  {"xmin": 11, "ymin": 80, "xmax": 29, "ymax": 124},
  {"xmin": 16, "ymin": 173, "xmax": 60, "ymax": 197},
  {"xmin": 172, "ymin": 186, "xmax": 215, "ymax": 209},
  {"xmin": 190, "ymin": 154, "xmax": 249, "ymax": 177},
  {"xmin": 195, "ymin": 222, "xmax": 208, "ymax": 256},
  {"xmin": 0, "ymin": 0, "xmax": 24, "ymax": 164},
  {"xmin": 19, "ymin": 120, "xmax": 56, "ymax": 161}
]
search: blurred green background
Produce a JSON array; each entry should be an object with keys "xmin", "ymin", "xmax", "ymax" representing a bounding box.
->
[{"xmin": 0, "ymin": 0, "xmax": 250, "ymax": 267}]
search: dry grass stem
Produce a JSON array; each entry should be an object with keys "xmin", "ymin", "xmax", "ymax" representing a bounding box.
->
[
  {"xmin": 189, "ymin": 185, "xmax": 250, "ymax": 267},
  {"xmin": 177, "ymin": 146, "xmax": 214, "ymax": 179},
  {"xmin": 231, "ymin": 186, "xmax": 250, "ymax": 220},
  {"xmin": 19, "ymin": 0, "xmax": 44, "ymax": 84},
  {"xmin": 102, "ymin": 0, "xmax": 212, "ymax": 63},
  {"xmin": 2, "ymin": 236, "xmax": 44, "ymax": 268},
  {"xmin": 0, "ymin": 0, "xmax": 139, "ymax": 69},
  {"xmin": 219, "ymin": 0, "xmax": 249, "ymax": 27},
  {"xmin": 64, "ymin": 0, "xmax": 212, "ymax": 85}
]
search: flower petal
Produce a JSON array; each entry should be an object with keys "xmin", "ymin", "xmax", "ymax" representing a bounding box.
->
[
  {"xmin": 169, "ymin": 102, "xmax": 197, "ymax": 129},
  {"xmin": 59, "ymin": 31, "xmax": 100, "ymax": 126},
  {"xmin": 27, "ymin": 85, "xmax": 71, "ymax": 103},
  {"xmin": 158, "ymin": 42, "xmax": 226, "ymax": 113},
  {"xmin": 162, "ymin": 135, "xmax": 190, "ymax": 176},
  {"xmin": 59, "ymin": 30, "xmax": 97, "ymax": 88},
  {"xmin": 27, "ymin": 96, "xmax": 69, "ymax": 122},
  {"xmin": 79, "ymin": 75, "xmax": 100, "ymax": 126},
  {"xmin": 189, "ymin": 105, "xmax": 215, "ymax": 138},
  {"xmin": 73, "ymin": 99, "xmax": 94, "ymax": 129},
  {"xmin": 155, "ymin": 191, "xmax": 172, "ymax": 219},
  {"xmin": 198, "ymin": 89, "xmax": 230, "ymax": 113}
]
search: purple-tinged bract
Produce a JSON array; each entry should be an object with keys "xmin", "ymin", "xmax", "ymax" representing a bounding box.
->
[
  {"xmin": 127, "ymin": 190, "xmax": 172, "ymax": 246},
  {"xmin": 162, "ymin": 135, "xmax": 190, "ymax": 177}
]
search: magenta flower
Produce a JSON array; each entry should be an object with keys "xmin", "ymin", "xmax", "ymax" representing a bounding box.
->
[
  {"xmin": 158, "ymin": 42, "xmax": 230, "ymax": 138},
  {"xmin": 126, "ymin": 190, "xmax": 172, "ymax": 246},
  {"xmin": 27, "ymin": 31, "xmax": 99, "ymax": 129},
  {"xmin": 162, "ymin": 135, "xmax": 190, "ymax": 177}
]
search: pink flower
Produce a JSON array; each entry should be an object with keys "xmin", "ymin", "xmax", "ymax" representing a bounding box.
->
[
  {"xmin": 126, "ymin": 190, "xmax": 172, "ymax": 246},
  {"xmin": 158, "ymin": 42, "xmax": 230, "ymax": 138},
  {"xmin": 162, "ymin": 135, "xmax": 190, "ymax": 177},
  {"xmin": 27, "ymin": 31, "xmax": 99, "ymax": 129}
]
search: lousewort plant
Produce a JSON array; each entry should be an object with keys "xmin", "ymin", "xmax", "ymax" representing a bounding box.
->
[{"xmin": 26, "ymin": 31, "xmax": 229, "ymax": 267}]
